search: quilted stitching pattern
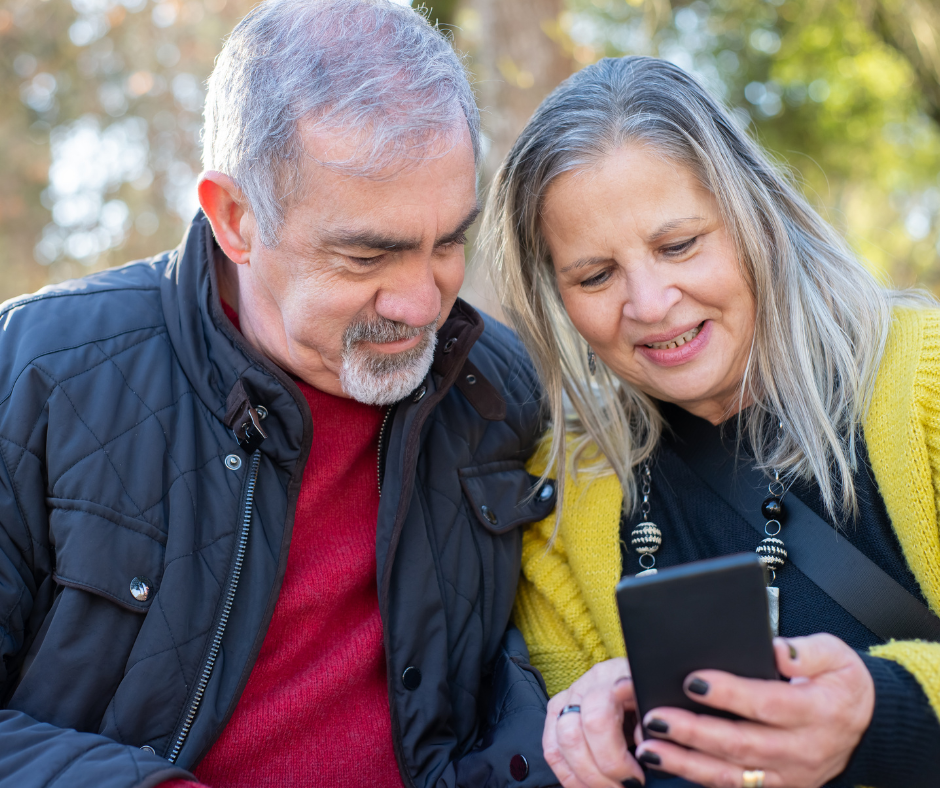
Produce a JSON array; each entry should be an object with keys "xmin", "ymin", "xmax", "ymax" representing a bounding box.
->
[{"xmin": 0, "ymin": 260, "xmax": 259, "ymax": 786}]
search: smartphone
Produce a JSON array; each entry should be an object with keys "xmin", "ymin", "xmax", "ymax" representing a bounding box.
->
[{"xmin": 615, "ymin": 552, "xmax": 778, "ymax": 731}]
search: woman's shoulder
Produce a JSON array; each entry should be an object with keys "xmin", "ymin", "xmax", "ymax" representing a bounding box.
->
[
  {"xmin": 866, "ymin": 307, "xmax": 940, "ymax": 617},
  {"xmin": 875, "ymin": 307, "xmax": 940, "ymax": 402}
]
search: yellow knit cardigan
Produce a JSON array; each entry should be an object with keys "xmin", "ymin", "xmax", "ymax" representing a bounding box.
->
[{"xmin": 514, "ymin": 308, "xmax": 940, "ymax": 724}]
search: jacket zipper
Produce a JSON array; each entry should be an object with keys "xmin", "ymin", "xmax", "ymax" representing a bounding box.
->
[
  {"xmin": 167, "ymin": 450, "xmax": 262, "ymax": 764},
  {"xmin": 376, "ymin": 405, "xmax": 395, "ymax": 496}
]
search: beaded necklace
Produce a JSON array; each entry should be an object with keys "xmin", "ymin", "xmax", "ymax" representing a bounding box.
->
[{"xmin": 629, "ymin": 445, "xmax": 789, "ymax": 636}]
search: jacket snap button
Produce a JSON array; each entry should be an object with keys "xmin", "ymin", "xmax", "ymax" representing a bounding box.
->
[
  {"xmin": 465, "ymin": 374, "xmax": 477, "ymax": 385},
  {"xmin": 402, "ymin": 666, "xmax": 422, "ymax": 690},
  {"xmin": 481, "ymin": 505, "xmax": 498, "ymax": 526},
  {"xmin": 255, "ymin": 405, "xmax": 268, "ymax": 420},
  {"xmin": 413, "ymin": 385, "xmax": 427, "ymax": 402},
  {"xmin": 443, "ymin": 338, "xmax": 457, "ymax": 353},
  {"xmin": 538, "ymin": 482, "xmax": 554, "ymax": 501},
  {"xmin": 225, "ymin": 454, "xmax": 242, "ymax": 471},
  {"xmin": 139, "ymin": 745, "xmax": 156, "ymax": 754},
  {"xmin": 129, "ymin": 576, "xmax": 152, "ymax": 602},
  {"xmin": 510, "ymin": 754, "xmax": 528, "ymax": 781}
]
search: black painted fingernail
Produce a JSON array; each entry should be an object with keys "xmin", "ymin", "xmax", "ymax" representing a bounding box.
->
[
  {"xmin": 788, "ymin": 642, "xmax": 798, "ymax": 660},
  {"xmin": 638, "ymin": 750, "xmax": 662, "ymax": 766},
  {"xmin": 687, "ymin": 677, "xmax": 709, "ymax": 696},
  {"xmin": 622, "ymin": 779, "xmax": 643, "ymax": 787},
  {"xmin": 646, "ymin": 718, "xmax": 669, "ymax": 734}
]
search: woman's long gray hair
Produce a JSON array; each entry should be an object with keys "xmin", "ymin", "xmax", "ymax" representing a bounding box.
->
[{"xmin": 484, "ymin": 56, "xmax": 928, "ymax": 520}]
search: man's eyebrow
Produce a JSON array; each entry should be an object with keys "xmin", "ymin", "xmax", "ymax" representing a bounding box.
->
[
  {"xmin": 321, "ymin": 203, "xmax": 482, "ymax": 253},
  {"xmin": 321, "ymin": 228, "xmax": 423, "ymax": 253},
  {"xmin": 435, "ymin": 204, "xmax": 481, "ymax": 247}
]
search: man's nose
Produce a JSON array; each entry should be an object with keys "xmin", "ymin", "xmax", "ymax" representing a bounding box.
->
[
  {"xmin": 374, "ymin": 257, "xmax": 442, "ymax": 329},
  {"xmin": 621, "ymin": 264, "xmax": 682, "ymax": 325}
]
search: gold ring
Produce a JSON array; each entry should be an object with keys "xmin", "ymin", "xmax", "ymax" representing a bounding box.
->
[{"xmin": 742, "ymin": 770, "xmax": 765, "ymax": 788}]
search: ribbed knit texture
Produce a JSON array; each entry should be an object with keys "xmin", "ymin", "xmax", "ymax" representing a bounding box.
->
[
  {"xmin": 515, "ymin": 451, "xmax": 624, "ymax": 695},
  {"xmin": 514, "ymin": 308, "xmax": 940, "ymax": 786},
  {"xmin": 159, "ymin": 305, "xmax": 403, "ymax": 788},
  {"xmin": 864, "ymin": 308, "xmax": 940, "ymax": 727}
]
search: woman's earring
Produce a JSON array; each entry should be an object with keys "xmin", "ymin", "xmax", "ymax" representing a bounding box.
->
[{"xmin": 587, "ymin": 346, "xmax": 597, "ymax": 376}]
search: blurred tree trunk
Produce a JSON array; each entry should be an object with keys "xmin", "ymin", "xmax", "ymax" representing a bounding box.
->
[
  {"xmin": 473, "ymin": 0, "xmax": 574, "ymax": 178},
  {"xmin": 868, "ymin": 0, "xmax": 940, "ymax": 126},
  {"xmin": 453, "ymin": 0, "xmax": 574, "ymax": 318}
]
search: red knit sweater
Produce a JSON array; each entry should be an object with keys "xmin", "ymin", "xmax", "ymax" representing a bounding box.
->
[{"xmin": 159, "ymin": 308, "xmax": 403, "ymax": 788}]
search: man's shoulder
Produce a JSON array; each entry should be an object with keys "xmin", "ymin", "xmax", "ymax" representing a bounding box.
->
[
  {"xmin": 0, "ymin": 254, "xmax": 173, "ymax": 391},
  {"xmin": 470, "ymin": 311, "xmax": 539, "ymax": 395},
  {"xmin": 1, "ymin": 254, "xmax": 169, "ymax": 330}
]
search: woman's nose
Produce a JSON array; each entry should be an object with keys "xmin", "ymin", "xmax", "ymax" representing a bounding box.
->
[{"xmin": 621, "ymin": 267, "xmax": 682, "ymax": 325}]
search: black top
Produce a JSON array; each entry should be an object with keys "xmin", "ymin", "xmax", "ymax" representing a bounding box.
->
[{"xmin": 620, "ymin": 403, "xmax": 940, "ymax": 788}]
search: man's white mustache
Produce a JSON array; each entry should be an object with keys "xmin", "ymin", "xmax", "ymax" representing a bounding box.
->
[{"xmin": 343, "ymin": 314, "xmax": 440, "ymax": 349}]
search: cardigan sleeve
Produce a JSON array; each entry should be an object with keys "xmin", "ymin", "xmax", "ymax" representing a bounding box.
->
[
  {"xmin": 864, "ymin": 308, "xmax": 940, "ymax": 739},
  {"xmin": 513, "ymin": 518, "xmax": 607, "ymax": 697},
  {"xmin": 839, "ymin": 653, "xmax": 940, "ymax": 788}
]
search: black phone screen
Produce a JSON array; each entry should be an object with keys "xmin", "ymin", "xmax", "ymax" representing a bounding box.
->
[{"xmin": 616, "ymin": 552, "xmax": 778, "ymax": 730}]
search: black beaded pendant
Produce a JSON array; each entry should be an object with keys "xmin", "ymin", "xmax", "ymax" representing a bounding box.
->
[{"xmin": 761, "ymin": 496, "xmax": 784, "ymax": 521}]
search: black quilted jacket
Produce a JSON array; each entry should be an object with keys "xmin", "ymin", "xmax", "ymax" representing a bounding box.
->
[{"xmin": 0, "ymin": 213, "xmax": 558, "ymax": 788}]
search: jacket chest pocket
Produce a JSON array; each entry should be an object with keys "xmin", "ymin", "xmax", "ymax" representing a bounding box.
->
[
  {"xmin": 49, "ymin": 499, "xmax": 166, "ymax": 613},
  {"xmin": 459, "ymin": 462, "xmax": 556, "ymax": 534}
]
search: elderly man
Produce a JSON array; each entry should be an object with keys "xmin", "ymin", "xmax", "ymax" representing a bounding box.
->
[{"xmin": 0, "ymin": 2, "xmax": 557, "ymax": 787}]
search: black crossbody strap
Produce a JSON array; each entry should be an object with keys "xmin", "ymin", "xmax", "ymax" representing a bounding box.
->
[{"xmin": 670, "ymin": 417, "xmax": 940, "ymax": 643}]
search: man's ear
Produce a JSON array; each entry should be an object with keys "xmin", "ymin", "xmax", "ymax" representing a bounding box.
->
[{"xmin": 198, "ymin": 171, "xmax": 253, "ymax": 265}]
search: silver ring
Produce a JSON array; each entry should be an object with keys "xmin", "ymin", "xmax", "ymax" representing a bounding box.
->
[
  {"xmin": 558, "ymin": 704, "xmax": 581, "ymax": 718},
  {"xmin": 742, "ymin": 769, "xmax": 765, "ymax": 788}
]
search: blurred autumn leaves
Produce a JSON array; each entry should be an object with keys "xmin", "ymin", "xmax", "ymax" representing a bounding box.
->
[
  {"xmin": 0, "ymin": 0, "xmax": 938, "ymax": 304},
  {"xmin": 0, "ymin": 0, "xmax": 254, "ymax": 298}
]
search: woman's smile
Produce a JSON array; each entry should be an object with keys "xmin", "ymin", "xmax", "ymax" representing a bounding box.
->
[{"xmin": 635, "ymin": 319, "xmax": 710, "ymax": 366}]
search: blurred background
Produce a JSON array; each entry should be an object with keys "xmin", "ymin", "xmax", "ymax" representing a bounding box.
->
[{"xmin": 0, "ymin": 0, "xmax": 938, "ymax": 310}]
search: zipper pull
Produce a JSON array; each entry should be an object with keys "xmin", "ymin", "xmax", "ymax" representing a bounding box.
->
[
  {"xmin": 233, "ymin": 404, "xmax": 268, "ymax": 453},
  {"xmin": 224, "ymin": 379, "xmax": 268, "ymax": 453}
]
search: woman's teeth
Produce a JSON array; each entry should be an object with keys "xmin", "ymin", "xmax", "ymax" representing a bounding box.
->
[{"xmin": 645, "ymin": 323, "xmax": 703, "ymax": 350}]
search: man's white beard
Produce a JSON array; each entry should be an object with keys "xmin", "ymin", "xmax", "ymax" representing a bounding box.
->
[{"xmin": 339, "ymin": 316, "xmax": 438, "ymax": 406}]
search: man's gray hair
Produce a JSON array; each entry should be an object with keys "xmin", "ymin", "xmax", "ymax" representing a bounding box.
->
[{"xmin": 203, "ymin": 0, "xmax": 481, "ymax": 247}]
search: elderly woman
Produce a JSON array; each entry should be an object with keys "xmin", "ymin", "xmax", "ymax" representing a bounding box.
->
[{"xmin": 485, "ymin": 57, "xmax": 940, "ymax": 788}]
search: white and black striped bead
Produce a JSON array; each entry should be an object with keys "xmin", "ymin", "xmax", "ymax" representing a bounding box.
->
[
  {"xmin": 757, "ymin": 537, "xmax": 787, "ymax": 570},
  {"xmin": 630, "ymin": 522, "xmax": 662, "ymax": 555}
]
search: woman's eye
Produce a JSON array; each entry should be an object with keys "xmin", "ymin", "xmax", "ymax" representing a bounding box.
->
[
  {"xmin": 663, "ymin": 237, "xmax": 698, "ymax": 256},
  {"xmin": 580, "ymin": 270, "xmax": 611, "ymax": 288}
]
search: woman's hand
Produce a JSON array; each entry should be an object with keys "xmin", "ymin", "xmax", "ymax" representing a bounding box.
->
[
  {"xmin": 634, "ymin": 633, "xmax": 875, "ymax": 788},
  {"xmin": 543, "ymin": 657, "xmax": 646, "ymax": 787}
]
